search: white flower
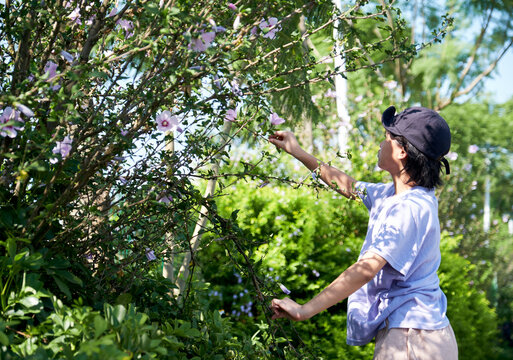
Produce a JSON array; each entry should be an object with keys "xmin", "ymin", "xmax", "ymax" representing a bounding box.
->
[
  {"xmin": 468, "ymin": 144, "xmax": 479, "ymax": 154},
  {"xmin": 446, "ymin": 151, "xmax": 458, "ymax": 161},
  {"xmin": 0, "ymin": 107, "xmax": 24, "ymax": 138},
  {"xmin": 383, "ymin": 80, "xmax": 398, "ymax": 90},
  {"xmin": 224, "ymin": 109, "xmax": 237, "ymax": 122},
  {"xmin": 191, "ymin": 31, "xmax": 215, "ymax": 52},
  {"xmin": 259, "ymin": 17, "xmax": 280, "ymax": 39},
  {"xmin": 68, "ymin": 7, "xmax": 82, "ymax": 25},
  {"xmin": 233, "ymin": 14, "xmax": 241, "ymax": 30},
  {"xmin": 52, "ymin": 136, "xmax": 73, "ymax": 159},
  {"xmin": 156, "ymin": 111, "xmax": 182, "ymax": 132},
  {"xmin": 269, "ymin": 112, "xmax": 285, "ymax": 125},
  {"xmin": 230, "ymin": 80, "xmax": 242, "ymax": 96},
  {"xmin": 325, "ymin": 89, "xmax": 337, "ymax": 98},
  {"xmin": 158, "ymin": 195, "xmax": 173, "ymax": 203}
]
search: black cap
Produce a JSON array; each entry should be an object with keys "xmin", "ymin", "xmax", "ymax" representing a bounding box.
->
[{"xmin": 381, "ymin": 106, "xmax": 451, "ymax": 174}]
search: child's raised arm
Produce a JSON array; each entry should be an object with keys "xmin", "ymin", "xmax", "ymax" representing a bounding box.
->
[{"xmin": 268, "ymin": 131, "xmax": 357, "ymax": 199}]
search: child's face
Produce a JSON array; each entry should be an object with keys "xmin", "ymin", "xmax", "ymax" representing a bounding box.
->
[{"xmin": 378, "ymin": 131, "xmax": 406, "ymax": 174}]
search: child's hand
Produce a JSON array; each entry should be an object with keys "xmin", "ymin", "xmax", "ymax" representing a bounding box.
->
[
  {"xmin": 268, "ymin": 131, "xmax": 301, "ymax": 155},
  {"xmin": 270, "ymin": 297, "xmax": 307, "ymax": 321}
]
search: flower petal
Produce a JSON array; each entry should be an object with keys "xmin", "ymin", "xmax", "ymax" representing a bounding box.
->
[{"xmin": 279, "ymin": 283, "xmax": 291, "ymax": 295}]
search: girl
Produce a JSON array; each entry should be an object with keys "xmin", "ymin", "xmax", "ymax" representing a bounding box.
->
[{"xmin": 268, "ymin": 106, "xmax": 458, "ymax": 359}]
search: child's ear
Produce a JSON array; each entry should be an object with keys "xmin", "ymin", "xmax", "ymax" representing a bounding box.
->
[{"xmin": 397, "ymin": 147, "xmax": 408, "ymax": 160}]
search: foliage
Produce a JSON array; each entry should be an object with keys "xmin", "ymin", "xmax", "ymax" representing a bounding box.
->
[
  {"xmin": 3, "ymin": 293, "xmax": 270, "ymax": 359},
  {"xmin": 438, "ymin": 233, "xmax": 499, "ymax": 360},
  {"xmin": 199, "ymin": 180, "xmax": 499, "ymax": 359},
  {"xmin": 0, "ymin": 0, "xmax": 431, "ymax": 358},
  {"xmin": 1, "ymin": 0, "xmax": 508, "ymax": 358}
]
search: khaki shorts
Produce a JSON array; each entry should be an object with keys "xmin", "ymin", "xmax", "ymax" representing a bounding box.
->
[{"xmin": 373, "ymin": 323, "xmax": 458, "ymax": 360}]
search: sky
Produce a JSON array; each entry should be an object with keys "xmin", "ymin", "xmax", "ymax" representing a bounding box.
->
[{"xmin": 483, "ymin": 50, "xmax": 513, "ymax": 104}]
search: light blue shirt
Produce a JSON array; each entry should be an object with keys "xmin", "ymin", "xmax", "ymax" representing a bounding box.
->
[{"xmin": 346, "ymin": 182, "xmax": 449, "ymax": 346}]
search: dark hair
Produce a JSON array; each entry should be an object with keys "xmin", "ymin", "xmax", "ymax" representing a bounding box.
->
[{"xmin": 389, "ymin": 132, "xmax": 443, "ymax": 189}]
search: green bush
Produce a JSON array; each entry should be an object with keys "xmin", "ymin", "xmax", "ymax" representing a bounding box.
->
[
  {"xmin": 439, "ymin": 234, "xmax": 499, "ymax": 360},
  {"xmin": 3, "ymin": 289, "xmax": 272, "ymax": 359},
  {"xmin": 200, "ymin": 181, "xmax": 500, "ymax": 359}
]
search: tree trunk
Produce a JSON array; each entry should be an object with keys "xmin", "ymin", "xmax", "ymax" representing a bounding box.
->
[{"xmin": 174, "ymin": 121, "xmax": 232, "ymax": 299}]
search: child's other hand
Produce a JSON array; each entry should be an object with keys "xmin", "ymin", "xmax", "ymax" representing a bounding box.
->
[{"xmin": 270, "ymin": 297, "xmax": 307, "ymax": 321}]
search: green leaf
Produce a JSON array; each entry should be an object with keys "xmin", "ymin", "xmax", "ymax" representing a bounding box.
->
[
  {"xmin": 112, "ymin": 305, "xmax": 126, "ymax": 325},
  {"xmin": 54, "ymin": 269, "xmax": 83, "ymax": 286},
  {"xmin": 144, "ymin": 2, "xmax": 159, "ymax": 14},
  {"xmin": 2, "ymin": 153, "xmax": 18, "ymax": 159},
  {"xmin": 54, "ymin": 276, "xmax": 71, "ymax": 298},
  {"xmin": 20, "ymin": 295, "xmax": 39, "ymax": 308},
  {"xmin": 94, "ymin": 315, "xmax": 108, "ymax": 339},
  {"xmin": 0, "ymin": 332, "xmax": 8, "ymax": 346},
  {"xmin": 115, "ymin": 293, "xmax": 132, "ymax": 306},
  {"xmin": 169, "ymin": 7, "xmax": 180, "ymax": 15},
  {"xmin": 90, "ymin": 70, "xmax": 109, "ymax": 80},
  {"xmin": 7, "ymin": 238, "xmax": 16, "ymax": 258}
]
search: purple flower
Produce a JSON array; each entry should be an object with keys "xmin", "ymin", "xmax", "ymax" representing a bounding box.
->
[
  {"xmin": 146, "ymin": 248, "xmax": 157, "ymax": 261},
  {"xmin": 17, "ymin": 104, "xmax": 34, "ymax": 118},
  {"xmin": 117, "ymin": 19, "xmax": 134, "ymax": 38},
  {"xmin": 213, "ymin": 75, "xmax": 222, "ymax": 89},
  {"xmin": 258, "ymin": 181, "xmax": 269, "ymax": 188},
  {"xmin": 52, "ymin": 136, "xmax": 73, "ymax": 159},
  {"xmin": 269, "ymin": 112, "xmax": 285, "ymax": 125},
  {"xmin": 214, "ymin": 25, "xmax": 227, "ymax": 33},
  {"xmin": 44, "ymin": 61, "xmax": 58, "ymax": 82},
  {"xmin": 191, "ymin": 31, "xmax": 215, "ymax": 52},
  {"xmin": 224, "ymin": 109, "xmax": 237, "ymax": 122},
  {"xmin": 120, "ymin": 130, "xmax": 128, "ymax": 136},
  {"xmin": 85, "ymin": 15, "xmax": 96, "ymax": 26},
  {"xmin": 250, "ymin": 26, "xmax": 258, "ymax": 36},
  {"xmin": 259, "ymin": 17, "xmax": 280, "ymax": 39},
  {"xmin": 279, "ymin": 283, "xmax": 291, "ymax": 295},
  {"xmin": 107, "ymin": 8, "xmax": 118, "ymax": 17},
  {"xmin": 68, "ymin": 7, "xmax": 82, "ymax": 25},
  {"xmin": 230, "ymin": 80, "xmax": 242, "ymax": 96},
  {"xmin": 0, "ymin": 107, "xmax": 23, "ymax": 138},
  {"xmin": 158, "ymin": 195, "xmax": 173, "ymax": 203},
  {"xmin": 227, "ymin": 3, "xmax": 237, "ymax": 11},
  {"xmin": 61, "ymin": 50, "xmax": 75, "ymax": 64},
  {"xmin": 325, "ymin": 89, "xmax": 337, "ymax": 98},
  {"xmin": 156, "ymin": 110, "xmax": 182, "ymax": 132},
  {"xmin": 312, "ymin": 269, "xmax": 320, "ymax": 277},
  {"xmin": 468, "ymin": 144, "xmax": 479, "ymax": 154}
]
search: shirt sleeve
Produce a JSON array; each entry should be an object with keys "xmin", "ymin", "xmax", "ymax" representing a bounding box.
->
[
  {"xmin": 355, "ymin": 181, "xmax": 389, "ymax": 211},
  {"xmin": 365, "ymin": 201, "xmax": 420, "ymax": 277}
]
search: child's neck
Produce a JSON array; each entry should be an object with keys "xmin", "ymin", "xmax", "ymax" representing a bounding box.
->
[{"xmin": 392, "ymin": 172, "xmax": 416, "ymax": 195}]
